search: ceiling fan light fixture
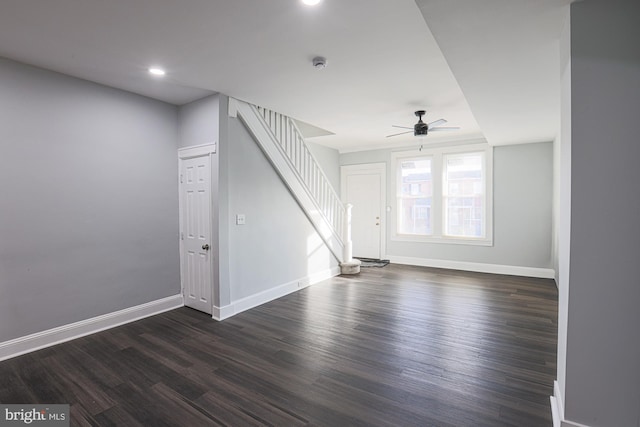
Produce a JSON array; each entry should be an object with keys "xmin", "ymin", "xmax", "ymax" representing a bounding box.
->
[
  {"xmin": 413, "ymin": 110, "xmax": 428, "ymax": 136},
  {"xmin": 414, "ymin": 126, "xmax": 429, "ymax": 136},
  {"xmin": 386, "ymin": 110, "xmax": 459, "ymax": 138}
]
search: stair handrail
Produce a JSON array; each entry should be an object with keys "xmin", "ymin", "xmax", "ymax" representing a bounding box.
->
[{"xmin": 253, "ymin": 104, "xmax": 346, "ymax": 243}]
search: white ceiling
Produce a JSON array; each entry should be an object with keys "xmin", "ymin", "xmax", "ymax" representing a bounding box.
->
[
  {"xmin": 416, "ymin": 0, "xmax": 571, "ymax": 147},
  {"xmin": 0, "ymin": 0, "xmax": 569, "ymax": 152}
]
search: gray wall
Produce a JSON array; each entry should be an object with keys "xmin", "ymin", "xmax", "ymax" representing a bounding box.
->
[
  {"xmin": 307, "ymin": 141, "xmax": 340, "ymax": 192},
  {"xmin": 0, "ymin": 58, "xmax": 180, "ymax": 342},
  {"xmin": 178, "ymin": 94, "xmax": 220, "ymax": 148},
  {"xmin": 341, "ymin": 142, "xmax": 553, "ymax": 269},
  {"xmin": 226, "ymin": 116, "xmax": 338, "ymax": 302},
  {"xmin": 562, "ymin": 1, "xmax": 640, "ymax": 426}
]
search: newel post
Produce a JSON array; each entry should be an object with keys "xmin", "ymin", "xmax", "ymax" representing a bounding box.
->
[
  {"xmin": 343, "ymin": 203, "xmax": 353, "ymax": 262},
  {"xmin": 340, "ymin": 203, "xmax": 361, "ymax": 274}
]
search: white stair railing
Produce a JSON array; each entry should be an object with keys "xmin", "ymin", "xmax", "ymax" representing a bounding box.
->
[
  {"xmin": 256, "ymin": 106, "xmax": 345, "ymax": 238},
  {"xmin": 234, "ymin": 100, "xmax": 352, "ymax": 263}
]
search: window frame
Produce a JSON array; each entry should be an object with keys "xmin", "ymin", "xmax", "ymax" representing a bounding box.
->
[{"xmin": 391, "ymin": 143, "xmax": 493, "ymax": 246}]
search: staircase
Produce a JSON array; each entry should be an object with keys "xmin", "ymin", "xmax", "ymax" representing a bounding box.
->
[{"xmin": 233, "ymin": 99, "xmax": 355, "ymax": 266}]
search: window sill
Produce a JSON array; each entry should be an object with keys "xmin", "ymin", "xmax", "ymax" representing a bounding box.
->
[{"xmin": 391, "ymin": 234, "xmax": 493, "ymax": 247}]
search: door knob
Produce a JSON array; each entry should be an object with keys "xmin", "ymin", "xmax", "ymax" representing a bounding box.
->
[{"xmin": 202, "ymin": 244, "xmax": 210, "ymax": 251}]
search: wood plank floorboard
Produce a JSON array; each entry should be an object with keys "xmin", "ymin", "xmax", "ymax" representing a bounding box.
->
[{"xmin": 0, "ymin": 264, "xmax": 558, "ymax": 426}]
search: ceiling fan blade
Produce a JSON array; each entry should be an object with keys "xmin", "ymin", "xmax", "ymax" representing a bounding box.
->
[
  {"xmin": 391, "ymin": 125, "xmax": 413, "ymax": 129},
  {"xmin": 427, "ymin": 119, "xmax": 447, "ymax": 127},
  {"xmin": 429, "ymin": 126, "xmax": 460, "ymax": 132},
  {"xmin": 386, "ymin": 130, "xmax": 414, "ymax": 138}
]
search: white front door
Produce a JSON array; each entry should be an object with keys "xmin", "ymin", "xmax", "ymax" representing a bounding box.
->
[
  {"xmin": 341, "ymin": 164, "xmax": 386, "ymax": 260},
  {"xmin": 180, "ymin": 153, "xmax": 213, "ymax": 314}
]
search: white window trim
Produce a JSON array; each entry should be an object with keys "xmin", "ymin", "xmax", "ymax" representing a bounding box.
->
[{"xmin": 391, "ymin": 143, "xmax": 493, "ymax": 246}]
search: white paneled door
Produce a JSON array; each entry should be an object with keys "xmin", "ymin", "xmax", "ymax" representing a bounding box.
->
[
  {"xmin": 180, "ymin": 153, "xmax": 213, "ymax": 314},
  {"xmin": 341, "ymin": 163, "xmax": 386, "ymax": 260}
]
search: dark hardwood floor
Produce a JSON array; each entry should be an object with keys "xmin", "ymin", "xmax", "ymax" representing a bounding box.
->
[{"xmin": 0, "ymin": 264, "xmax": 558, "ymax": 426}]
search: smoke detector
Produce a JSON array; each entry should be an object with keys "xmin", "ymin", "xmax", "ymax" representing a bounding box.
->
[{"xmin": 312, "ymin": 56, "xmax": 327, "ymax": 70}]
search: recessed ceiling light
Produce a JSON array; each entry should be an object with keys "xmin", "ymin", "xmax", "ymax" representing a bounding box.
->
[
  {"xmin": 302, "ymin": 0, "xmax": 321, "ymax": 6},
  {"xmin": 148, "ymin": 67, "xmax": 166, "ymax": 76}
]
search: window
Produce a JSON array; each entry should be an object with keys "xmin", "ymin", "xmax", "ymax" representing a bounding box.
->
[
  {"xmin": 443, "ymin": 152, "xmax": 484, "ymax": 238},
  {"xmin": 393, "ymin": 144, "xmax": 492, "ymax": 245},
  {"xmin": 398, "ymin": 158, "xmax": 432, "ymax": 235}
]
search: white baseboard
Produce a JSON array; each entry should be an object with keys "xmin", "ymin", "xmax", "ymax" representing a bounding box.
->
[
  {"xmin": 212, "ymin": 304, "xmax": 235, "ymax": 321},
  {"xmin": 561, "ymin": 419, "xmax": 592, "ymax": 427},
  {"xmin": 213, "ymin": 266, "xmax": 340, "ymax": 321},
  {"xmin": 551, "ymin": 380, "xmax": 564, "ymax": 427},
  {"xmin": 550, "ymin": 380, "xmax": 592, "ymax": 427},
  {"xmin": 550, "ymin": 395, "xmax": 561, "ymax": 427},
  {"xmin": 388, "ymin": 255, "xmax": 555, "ymax": 279},
  {"xmin": 0, "ymin": 294, "xmax": 184, "ymax": 362}
]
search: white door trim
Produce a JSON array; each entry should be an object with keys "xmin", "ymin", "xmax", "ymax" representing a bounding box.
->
[
  {"xmin": 178, "ymin": 143, "xmax": 216, "ymax": 314},
  {"xmin": 341, "ymin": 163, "xmax": 387, "ymax": 259},
  {"xmin": 178, "ymin": 142, "xmax": 217, "ymax": 158}
]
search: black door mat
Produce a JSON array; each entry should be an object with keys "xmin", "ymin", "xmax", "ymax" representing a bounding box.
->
[{"xmin": 355, "ymin": 258, "xmax": 390, "ymax": 268}]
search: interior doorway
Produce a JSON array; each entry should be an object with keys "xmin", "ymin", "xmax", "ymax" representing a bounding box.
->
[
  {"xmin": 178, "ymin": 144, "xmax": 216, "ymax": 314},
  {"xmin": 341, "ymin": 163, "xmax": 386, "ymax": 260}
]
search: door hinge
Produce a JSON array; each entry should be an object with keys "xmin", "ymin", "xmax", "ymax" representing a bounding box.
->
[
  {"xmin": 180, "ymin": 232, "xmax": 184, "ymax": 240},
  {"xmin": 180, "ymin": 174, "xmax": 183, "ymax": 184}
]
